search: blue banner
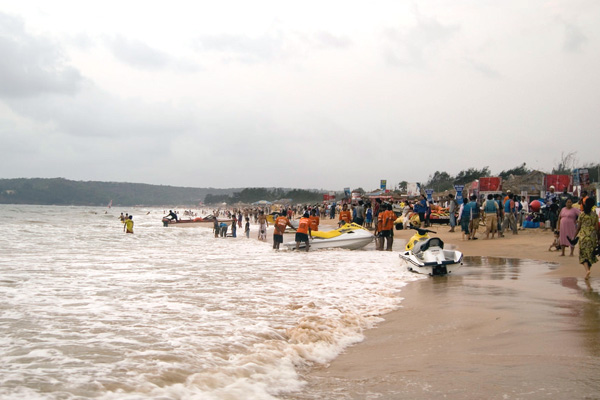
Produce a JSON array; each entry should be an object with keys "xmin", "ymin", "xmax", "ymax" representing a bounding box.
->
[
  {"xmin": 425, "ymin": 189, "xmax": 434, "ymax": 202},
  {"xmin": 454, "ymin": 185, "xmax": 465, "ymax": 204}
]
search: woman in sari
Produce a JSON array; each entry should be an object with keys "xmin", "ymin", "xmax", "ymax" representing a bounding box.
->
[{"xmin": 574, "ymin": 197, "xmax": 600, "ymax": 280}]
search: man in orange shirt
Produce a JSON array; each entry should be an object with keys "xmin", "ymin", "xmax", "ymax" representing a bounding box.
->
[
  {"xmin": 377, "ymin": 204, "xmax": 395, "ymax": 251},
  {"xmin": 295, "ymin": 212, "xmax": 312, "ymax": 252},
  {"xmin": 309, "ymin": 208, "xmax": 320, "ymax": 232},
  {"xmin": 375, "ymin": 207, "xmax": 385, "ymax": 250},
  {"xmin": 339, "ymin": 203, "xmax": 352, "ymax": 226},
  {"xmin": 273, "ymin": 212, "xmax": 294, "ymax": 250}
]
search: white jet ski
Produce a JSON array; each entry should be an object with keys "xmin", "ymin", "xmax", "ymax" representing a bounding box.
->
[
  {"xmin": 399, "ymin": 228, "xmax": 463, "ymax": 276},
  {"xmin": 284, "ymin": 223, "xmax": 374, "ymax": 251}
]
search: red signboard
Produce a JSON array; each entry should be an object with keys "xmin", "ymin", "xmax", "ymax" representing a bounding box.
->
[
  {"xmin": 479, "ymin": 177, "xmax": 502, "ymax": 192},
  {"xmin": 545, "ymin": 175, "xmax": 571, "ymax": 191}
]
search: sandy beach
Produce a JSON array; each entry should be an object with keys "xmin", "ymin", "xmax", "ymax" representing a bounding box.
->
[{"xmin": 279, "ymin": 217, "xmax": 600, "ymax": 399}]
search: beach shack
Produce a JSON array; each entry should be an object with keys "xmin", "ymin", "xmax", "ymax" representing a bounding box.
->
[
  {"xmin": 503, "ymin": 170, "xmax": 546, "ymax": 200},
  {"xmin": 365, "ymin": 189, "xmax": 400, "ymax": 203}
]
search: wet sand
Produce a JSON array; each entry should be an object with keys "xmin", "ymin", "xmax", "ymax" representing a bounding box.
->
[{"xmin": 279, "ymin": 220, "xmax": 600, "ymax": 399}]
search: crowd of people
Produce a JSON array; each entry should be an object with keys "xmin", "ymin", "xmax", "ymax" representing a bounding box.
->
[
  {"xmin": 157, "ymin": 187, "xmax": 598, "ymax": 278},
  {"xmin": 446, "ymin": 186, "xmax": 599, "ymax": 280}
]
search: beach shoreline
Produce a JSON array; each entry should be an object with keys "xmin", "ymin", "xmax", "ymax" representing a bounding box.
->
[{"xmin": 275, "ymin": 220, "xmax": 600, "ymax": 399}]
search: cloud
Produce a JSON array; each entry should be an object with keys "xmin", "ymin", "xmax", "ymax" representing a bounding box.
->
[
  {"xmin": 314, "ymin": 31, "xmax": 352, "ymax": 49},
  {"xmin": 1, "ymin": 2, "xmax": 599, "ymax": 190},
  {"xmin": 383, "ymin": 11, "xmax": 460, "ymax": 67},
  {"xmin": 8, "ymin": 87, "xmax": 195, "ymax": 140},
  {"xmin": 105, "ymin": 35, "xmax": 170, "ymax": 69},
  {"xmin": 465, "ymin": 58, "xmax": 501, "ymax": 79},
  {"xmin": 193, "ymin": 26, "xmax": 351, "ymax": 66},
  {"xmin": 194, "ymin": 30, "xmax": 286, "ymax": 64},
  {"xmin": 68, "ymin": 32, "xmax": 97, "ymax": 51},
  {"xmin": 562, "ymin": 21, "xmax": 587, "ymax": 53},
  {"xmin": 0, "ymin": 12, "xmax": 83, "ymax": 98}
]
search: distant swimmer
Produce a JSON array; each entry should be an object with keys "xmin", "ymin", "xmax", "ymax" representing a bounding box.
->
[
  {"xmin": 219, "ymin": 222, "xmax": 228, "ymax": 238},
  {"xmin": 119, "ymin": 213, "xmax": 126, "ymax": 222},
  {"xmin": 213, "ymin": 218, "xmax": 220, "ymax": 238},
  {"xmin": 124, "ymin": 215, "xmax": 134, "ymax": 234}
]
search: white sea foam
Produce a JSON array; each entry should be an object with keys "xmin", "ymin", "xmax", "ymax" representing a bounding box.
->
[{"xmin": 0, "ymin": 205, "xmax": 422, "ymax": 399}]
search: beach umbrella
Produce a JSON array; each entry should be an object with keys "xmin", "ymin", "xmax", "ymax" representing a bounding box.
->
[{"xmin": 253, "ymin": 200, "xmax": 272, "ymax": 205}]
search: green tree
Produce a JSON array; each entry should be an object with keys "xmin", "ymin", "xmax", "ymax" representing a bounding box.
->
[
  {"xmin": 579, "ymin": 162, "xmax": 600, "ymax": 184},
  {"xmin": 232, "ymin": 188, "xmax": 274, "ymax": 203},
  {"xmin": 498, "ymin": 163, "xmax": 530, "ymax": 180},
  {"xmin": 204, "ymin": 193, "xmax": 231, "ymax": 204},
  {"xmin": 425, "ymin": 171, "xmax": 454, "ymax": 192},
  {"xmin": 454, "ymin": 167, "xmax": 490, "ymax": 185}
]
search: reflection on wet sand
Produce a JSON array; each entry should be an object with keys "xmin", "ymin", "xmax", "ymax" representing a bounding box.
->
[
  {"xmin": 295, "ymin": 257, "xmax": 600, "ymax": 400},
  {"xmin": 560, "ymin": 277, "xmax": 600, "ymax": 358},
  {"xmin": 464, "ymin": 256, "xmax": 525, "ymax": 280}
]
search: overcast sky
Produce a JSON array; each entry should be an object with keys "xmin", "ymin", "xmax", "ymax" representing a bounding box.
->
[{"xmin": 0, "ymin": 1, "xmax": 598, "ymax": 191}]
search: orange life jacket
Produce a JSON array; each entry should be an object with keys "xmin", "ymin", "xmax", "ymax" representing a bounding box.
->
[
  {"xmin": 274, "ymin": 216, "xmax": 289, "ymax": 235},
  {"xmin": 383, "ymin": 210, "xmax": 395, "ymax": 231},
  {"xmin": 297, "ymin": 217, "xmax": 310, "ymax": 234},
  {"xmin": 377, "ymin": 212, "xmax": 384, "ymax": 232},
  {"xmin": 339, "ymin": 210, "xmax": 352, "ymax": 223},
  {"xmin": 309, "ymin": 216, "xmax": 319, "ymax": 231}
]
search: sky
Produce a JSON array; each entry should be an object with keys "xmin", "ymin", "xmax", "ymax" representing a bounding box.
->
[{"xmin": 0, "ymin": 1, "xmax": 599, "ymax": 191}]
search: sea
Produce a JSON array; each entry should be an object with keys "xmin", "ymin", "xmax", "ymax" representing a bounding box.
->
[{"xmin": 0, "ymin": 205, "xmax": 422, "ymax": 400}]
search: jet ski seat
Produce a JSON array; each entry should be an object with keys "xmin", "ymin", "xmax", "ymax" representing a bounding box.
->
[{"xmin": 413, "ymin": 238, "xmax": 444, "ymax": 254}]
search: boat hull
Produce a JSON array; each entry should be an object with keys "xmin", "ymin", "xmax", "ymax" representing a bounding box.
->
[
  {"xmin": 162, "ymin": 218, "xmax": 233, "ymax": 227},
  {"xmin": 284, "ymin": 229, "xmax": 374, "ymax": 250}
]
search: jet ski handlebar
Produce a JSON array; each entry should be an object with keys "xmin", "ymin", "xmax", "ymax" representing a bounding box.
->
[{"xmin": 411, "ymin": 227, "xmax": 437, "ymax": 235}]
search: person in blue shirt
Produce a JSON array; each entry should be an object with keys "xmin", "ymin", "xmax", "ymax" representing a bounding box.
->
[
  {"xmin": 458, "ymin": 196, "xmax": 471, "ymax": 241},
  {"xmin": 545, "ymin": 185, "xmax": 557, "ymax": 204},
  {"xmin": 415, "ymin": 194, "xmax": 428, "ymax": 228},
  {"xmin": 482, "ymin": 193, "xmax": 499, "ymax": 239},
  {"xmin": 468, "ymin": 195, "xmax": 481, "ymax": 240},
  {"xmin": 501, "ymin": 193, "xmax": 518, "ymax": 235},
  {"xmin": 365, "ymin": 204, "xmax": 373, "ymax": 229}
]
